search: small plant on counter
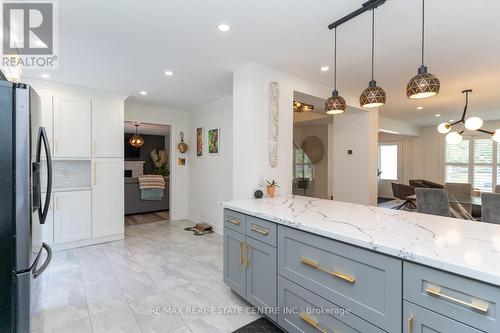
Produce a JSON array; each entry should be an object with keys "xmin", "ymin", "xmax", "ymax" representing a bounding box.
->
[{"xmin": 266, "ymin": 179, "xmax": 280, "ymax": 197}]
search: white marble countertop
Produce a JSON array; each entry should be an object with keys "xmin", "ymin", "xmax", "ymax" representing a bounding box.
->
[{"xmin": 221, "ymin": 196, "xmax": 500, "ymax": 286}]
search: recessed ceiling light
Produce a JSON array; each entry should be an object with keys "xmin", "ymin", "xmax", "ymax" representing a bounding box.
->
[
  {"xmin": 321, "ymin": 66, "xmax": 330, "ymax": 72},
  {"xmin": 40, "ymin": 73, "xmax": 51, "ymax": 79},
  {"xmin": 416, "ymin": 106, "xmax": 423, "ymax": 110},
  {"xmin": 449, "ymin": 119, "xmax": 454, "ymax": 122},
  {"xmin": 218, "ymin": 23, "xmax": 231, "ymax": 32},
  {"xmin": 140, "ymin": 91, "xmax": 147, "ymax": 96},
  {"xmin": 164, "ymin": 70, "xmax": 173, "ymax": 76},
  {"xmin": 435, "ymin": 114, "xmax": 441, "ymax": 117}
]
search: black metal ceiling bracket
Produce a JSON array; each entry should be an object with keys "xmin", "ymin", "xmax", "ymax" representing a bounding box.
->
[{"xmin": 328, "ymin": 0, "xmax": 387, "ymax": 30}]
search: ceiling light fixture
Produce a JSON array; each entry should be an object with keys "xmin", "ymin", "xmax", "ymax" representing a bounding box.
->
[
  {"xmin": 129, "ymin": 123, "xmax": 145, "ymax": 148},
  {"xmin": 164, "ymin": 70, "xmax": 173, "ymax": 76},
  {"xmin": 416, "ymin": 106, "xmax": 424, "ymax": 110},
  {"xmin": 218, "ymin": 23, "xmax": 230, "ymax": 32},
  {"xmin": 434, "ymin": 114, "xmax": 441, "ymax": 117},
  {"xmin": 406, "ymin": 0, "xmax": 440, "ymax": 99},
  {"xmin": 293, "ymin": 101, "xmax": 314, "ymax": 113},
  {"xmin": 321, "ymin": 66, "xmax": 330, "ymax": 72},
  {"xmin": 325, "ymin": 27, "xmax": 346, "ymax": 114},
  {"xmin": 438, "ymin": 90, "xmax": 498, "ymax": 144},
  {"xmin": 40, "ymin": 73, "xmax": 51, "ymax": 79},
  {"xmin": 360, "ymin": 8, "xmax": 386, "ymax": 108},
  {"xmin": 140, "ymin": 91, "xmax": 147, "ymax": 96}
]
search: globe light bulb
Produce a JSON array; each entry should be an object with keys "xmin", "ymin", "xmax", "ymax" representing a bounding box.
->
[
  {"xmin": 446, "ymin": 131, "xmax": 463, "ymax": 145},
  {"xmin": 493, "ymin": 129, "xmax": 500, "ymax": 143},
  {"xmin": 437, "ymin": 122, "xmax": 451, "ymax": 134},
  {"xmin": 464, "ymin": 117, "xmax": 483, "ymax": 131}
]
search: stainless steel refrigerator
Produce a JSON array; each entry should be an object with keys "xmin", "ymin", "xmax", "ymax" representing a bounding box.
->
[{"xmin": 0, "ymin": 80, "xmax": 53, "ymax": 333}]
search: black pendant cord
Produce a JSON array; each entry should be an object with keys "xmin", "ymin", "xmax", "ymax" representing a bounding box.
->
[
  {"xmin": 334, "ymin": 27, "xmax": 337, "ymax": 91},
  {"xmin": 371, "ymin": 9, "xmax": 375, "ymax": 81},
  {"xmin": 421, "ymin": 0, "xmax": 425, "ymax": 66}
]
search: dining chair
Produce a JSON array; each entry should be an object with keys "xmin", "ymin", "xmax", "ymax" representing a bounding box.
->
[
  {"xmin": 445, "ymin": 182, "xmax": 473, "ymax": 213},
  {"xmin": 495, "ymin": 185, "xmax": 500, "ymax": 194},
  {"xmin": 415, "ymin": 188, "xmax": 449, "ymax": 217},
  {"xmin": 481, "ymin": 192, "xmax": 500, "ymax": 224}
]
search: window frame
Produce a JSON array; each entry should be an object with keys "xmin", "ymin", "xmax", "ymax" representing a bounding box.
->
[{"xmin": 444, "ymin": 134, "xmax": 499, "ymax": 192}]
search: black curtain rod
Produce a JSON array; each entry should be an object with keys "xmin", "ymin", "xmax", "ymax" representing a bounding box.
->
[{"xmin": 328, "ymin": 0, "xmax": 387, "ymax": 30}]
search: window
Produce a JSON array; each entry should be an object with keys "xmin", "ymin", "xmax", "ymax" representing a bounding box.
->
[
  {"xmin": 445, "ymin": 136, "xmax": 499, "ymax": 192},
  {"xmin": 378, "ymin": 142, "xmax": 401, "ymax": 181},
  {"xmin": 294, "ymin": 146, "xmax": 313, "ymax": 180}
]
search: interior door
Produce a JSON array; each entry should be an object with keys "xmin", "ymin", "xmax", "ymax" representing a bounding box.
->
[
  {"xmin": 92, "ymin": 159, "xmax": 124, "ymax": 238},
  {"xmin": 53, "ymin": 93, "xmax": 91, "ymax": 157},
  {"xmin": 378, "ymin": 141, "xmax": 404, "ymax": 198},
  {"xmin": 92, "ymin": 100, "xmax": 124, "ymax": 157}
]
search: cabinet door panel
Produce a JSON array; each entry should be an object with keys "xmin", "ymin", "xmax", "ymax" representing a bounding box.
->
[
  {"xmin": 53, "ymin": 94, "xmax": 91, "ymax": 157},
  {"xmin": 53, "ymin": 191, "xmax": 91, "ymax": 244},
  {"xmin": 92, "ymin": 100, "xmax": 123, "ymax": 157},
  {"xmin": 246, "ymin": 237, "xmax": 277, "ymax": 321},
  {"xmin": 404, "ymin": 301, "xmax": 483, "ymax": 333},
  {"xmin": 223, "ymin": 227, "xmax": 246, "ymax": 298},
  {"xmin": 38, "ymin": 90, "xmax": 53, "ymax": 154},
  {"xmin": 92, "ymin": 159, "xmax": 124, "ymax": 238}
]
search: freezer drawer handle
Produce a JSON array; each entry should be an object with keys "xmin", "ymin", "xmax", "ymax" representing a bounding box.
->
[{"xmin": 31, "ymin": 243, "xmax": 52, "ymax": 279}]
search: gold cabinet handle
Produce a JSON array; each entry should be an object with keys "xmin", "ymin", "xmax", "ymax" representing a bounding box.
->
[
  {"xmin": 425, "ymin": 287, "xmax": 489, "ymax": 313},
  {"xmin": 93, "ymin": 141, "xmax": 96, "ymax": 154},
  {"xmin": 407, "ymin": 316, "xmax": 414, "ymax": 333},
  {"xmin": 240, "ymin": 241, "xmax": 245, "ymax": 266},
  {"xmin": 300, "ymin": 256, "xmax": 355, "ymax": 284},
  {"xmin": 55, "ymin": 197, "xmax": 59, "ymax": 210},
  {"xmin": 299, "ymin": 313, "xmax": 327, "ymax": 333},
  {"xmin": 227, "ymin": 217, "xmax": 240, "ymax": 225},
  {"xmin": 250, "ymin": 224, "xmax": 269, "ymax": 236},
  {"xmin": 245, "ymin": 244, "xmax": 251, "ymax": 268}
]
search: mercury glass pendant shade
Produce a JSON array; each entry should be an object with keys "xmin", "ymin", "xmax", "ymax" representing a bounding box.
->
[
  {"xmin": 406, "ymin": 65, "xmax": 440, "ymax": 99},
  {"xmin": 325, "ymin": 90, "xmax": 346, "ymax": 114},
  {"xmin": 129, "ymin": 124, "xmax": 145, "ymax": 148},
  {"xmin": 360, "ymin": 80, "xmax": 386, "ymax": 108}
]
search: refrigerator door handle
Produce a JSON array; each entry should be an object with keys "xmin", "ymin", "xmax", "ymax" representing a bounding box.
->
[
  {"xmin": 31, "ymin": 242, "xmax": 52, "ymax": 278},
  {"xmin": 36, "ymin": 127, "xmax": 52, "ymax": 224}
]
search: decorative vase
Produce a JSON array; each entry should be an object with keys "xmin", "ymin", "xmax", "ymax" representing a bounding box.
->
[
  {"xmin": 178, "ymin": 132, "xmax": 188, "ymax": 153},
  {"xmin": 267, "ymin": 186, "xmax": 276, "ymax": 197}
]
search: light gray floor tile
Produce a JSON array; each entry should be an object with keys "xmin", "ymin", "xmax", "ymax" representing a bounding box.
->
[{"xmin": 32, "ymin": 220, "xmax": 255, "ymax": 333}]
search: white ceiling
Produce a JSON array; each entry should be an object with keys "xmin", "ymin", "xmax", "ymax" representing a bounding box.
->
[{"xmin": 23, "ymin": 0, "xmax": 500, "ymax": 126}]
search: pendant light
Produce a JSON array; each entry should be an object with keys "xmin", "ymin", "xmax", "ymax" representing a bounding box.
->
[
  {"xmin": 129, "ymin": 123, "xmax": 145, "ymax": 148},
  {"xmin": 360, "ymin": 9, "xmax": 386, "ymax": 108},
  {"xmin": 325, "ymin": 28, "xmax": 346, "ymax": 114},
  {"xmin": 406, "ymin": 0, "xmax": 440, "ymax": 99}
]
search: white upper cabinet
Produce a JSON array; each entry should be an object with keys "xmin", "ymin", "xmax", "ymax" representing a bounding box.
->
[
  {"xmin": 38, "ymin": 90, "xmax": 54, "ymax": 150},
  {"xmin": 53, "ymin": 93, "xmax": 92, "ymax": 158},
  {"xmin": 92, "ymin": 159, "xmax": 124, "ymax": 238},
  {"xmin": 92, "ymin": 100, "xmax": 124, "ymax": 157}
]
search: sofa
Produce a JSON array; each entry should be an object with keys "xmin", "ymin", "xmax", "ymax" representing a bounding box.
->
[{"xmin": 124, "ymin": 177, "xmax": 169, "ymax": 215}]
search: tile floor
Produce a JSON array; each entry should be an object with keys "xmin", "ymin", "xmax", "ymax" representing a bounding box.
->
[{"xmin": 32, "ymin": 220, "xmax": 259, "ymax": 333}]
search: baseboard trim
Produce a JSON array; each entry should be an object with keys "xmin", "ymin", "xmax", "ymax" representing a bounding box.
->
[{"xmin": 49, "ymin": 233, "xmax": 124, "ymax": 251}]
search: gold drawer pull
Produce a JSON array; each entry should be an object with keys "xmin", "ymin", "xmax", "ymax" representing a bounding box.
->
[
  {"xmin": 240, "ymin": 241, "xmax": 245, "ymax": 266},
  {"xmin": 425, "ymin": 287, "xmax": 489, "ymax": 313},
  {"xmin": 408, "ymin": 316, "xmax": 414, "ymax": 333},
  {"xmin": 299, "ymin": 313, "xmax": 328, "ymax": 333},
  {"xmin": 227, "ymin": 217, "xmax": 240, "ymax": 225},
  {"xmin": 300, "ymin": 256, "xmax": 356, "ymax": 284},
  {"xmin": 246, "ymin": 244, "xmax": 251, "ymax": 268},
  {"xmin": 250, "ymin": 224, "xmax": 269, "ymax": 236}
]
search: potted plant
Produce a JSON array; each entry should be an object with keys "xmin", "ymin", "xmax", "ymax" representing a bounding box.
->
[
  {"xmin": 151, "ymin": 149, "xmax": 169, "ymax": 177},
  {"xmin": 266, "ymin": 179, "xmax": 280, "ymax": 197}
]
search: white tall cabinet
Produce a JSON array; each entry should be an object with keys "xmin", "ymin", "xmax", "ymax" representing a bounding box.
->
[{"xmin": 35, "ymin": 86, "xmax": 125, "ymax": 250}]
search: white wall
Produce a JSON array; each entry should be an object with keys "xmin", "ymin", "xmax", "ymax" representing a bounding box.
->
[
  {"xmin": 124, "ymin": 101, "xmax": 189, "ymax": 220},
  {"xmin": 187, "ymin": 96, "xmax": 233, "ymax": 232},
  {"xmin": 293, "ymin": 123, "xmax": 330, "ymax": 199},
  {"xmin": 233, "ymin": 63, "xmax": 333, "ymax": 199},
  {"xmin": 379, "ymin": 116, "xmax": 420, "ymax": 136},
  {"xmin": 333, "ymin": 109, "xmax": 379, "ymax": 205}
]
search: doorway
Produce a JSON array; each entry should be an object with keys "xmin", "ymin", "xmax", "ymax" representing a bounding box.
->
[{"xmin": 123, "ymin": 122, "xmax": 171, "ymax": 226}]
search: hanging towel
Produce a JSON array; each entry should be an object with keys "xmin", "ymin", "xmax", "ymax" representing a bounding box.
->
[
  {"xmin": 138, "ymin": 175, "xmax": 165, "ymax": 201},
  {"xmin": 141, "ymin": 188, "xmax": 164, "ymax": 201},
  {"xmin": 137, "ymin": 175, "xmax": 165, "ymax": 190}
]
